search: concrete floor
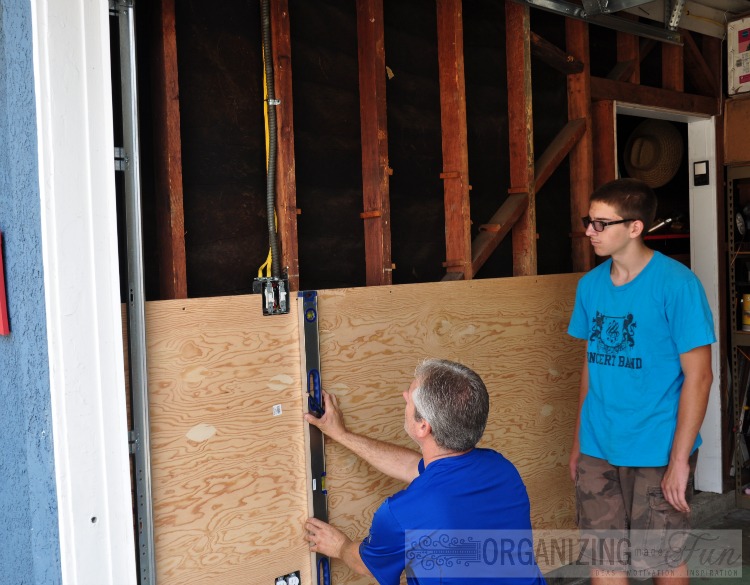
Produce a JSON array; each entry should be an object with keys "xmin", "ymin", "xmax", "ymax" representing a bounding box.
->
[
  {"xmin": 693, "ymin": 500, "xmax": 750, "ymax": 585},
  {"xmin": 546, "ymin": 491, "xmax": 750, "ymax": 585}
]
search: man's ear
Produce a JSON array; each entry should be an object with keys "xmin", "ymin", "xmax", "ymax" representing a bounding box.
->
[{"xmin": 415, "ymin": 419, "xmax": 431, "ymax": 439}]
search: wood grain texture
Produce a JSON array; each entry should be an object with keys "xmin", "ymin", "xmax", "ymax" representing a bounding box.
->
[
  {"xmin": 505, "ymin": 0, "xmax": 537, "ymax": 277},
  {"xmin": 146, "ymin": 295, "xmax": 311, "ymax": 585},
  {"xmin": 142, "ymin": 275, "xmax": 583, "ymax": 583},
  {"xmin": 316, "ymin": 275, "xmax": 583, "ymax": 583},
  {"xmin": 437, "ymin": 0, "xmax": 472, "ymax": 279}
]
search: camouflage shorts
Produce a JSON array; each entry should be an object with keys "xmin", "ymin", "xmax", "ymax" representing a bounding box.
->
[{"xmin": 575, "ymin": 452, "xmax": 697, "ymax": 575}]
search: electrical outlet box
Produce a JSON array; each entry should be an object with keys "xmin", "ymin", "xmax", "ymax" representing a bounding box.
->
[
  {"xmin": 253, "ymin": 276, "xmax": 290, "ymax": 316},
  {"xmin": 274, "ymin": 571, "xmax": 300, "ymax": 585}
]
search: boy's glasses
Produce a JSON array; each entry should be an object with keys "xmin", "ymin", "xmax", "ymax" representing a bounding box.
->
[{"xmin": 581, "ymin": 217, "xmax": 635, "ymax": 232}]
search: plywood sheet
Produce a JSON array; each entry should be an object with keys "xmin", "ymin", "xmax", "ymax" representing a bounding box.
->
[
  {"xmin": 146, "ymin": 295, "xmax": 311, "ymax": 585},
  {"xmin": 316, "ymin": 275, "xmax": 583, "ymax": 584},
  {"xmin": 142, "ymin": 274, "xmax": 583, "ymax": 584}
]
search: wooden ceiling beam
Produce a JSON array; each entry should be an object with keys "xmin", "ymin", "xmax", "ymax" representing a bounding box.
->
[
  {"xmin": 506, "ymin": 0, "xmax": 537, "ymax": 276},
  {"xmin": 271, "ymin": 0, "xmax": 300, "ymax": 290},
  {"xmin": 437, "ymin": 0, "xmax": 472, "ymax": 280},
  {"xmin": 566, "ymin": 19, "xmax": 595, "ymax": 273},
  {"xmin": 590, "ymin": 76, "xmax": 718, "ymax": 115},
  {"xmin": 357, "ymin": 0, "xmax": 392, "ymax": 286},
  {"xmin": 152, "ymin": 0, "xmax": 187, "ymax": 299}
]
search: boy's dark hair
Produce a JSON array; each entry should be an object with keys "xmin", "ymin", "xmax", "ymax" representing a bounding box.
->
[{"xmin": 590, "ymin": 178, "xmax": 657, "ymax": 232}]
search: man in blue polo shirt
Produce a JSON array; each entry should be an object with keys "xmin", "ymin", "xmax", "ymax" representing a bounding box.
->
[{"xmin": 303, "ymin": 358, "xmax": 545, "ymax": 584}]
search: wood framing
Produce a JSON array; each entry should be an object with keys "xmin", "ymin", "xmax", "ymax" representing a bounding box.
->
[
  {"xmin": 271, "ymin": 0, "xmax": 301, "ymax": 290},
  {"xmin": 471, "ymin": 194, "xmax": 529, "ymax": 277},
  {"xmin": 683, "ymin": 30, "xmax": 719, "ymax": 98},
  {"xmin": 615, "ymin": 29, "xmax": 639, "ymax": 84},
  {"xmin": 152, "ymin": 0, "xmax": 187, "ymax": 300},
  {"xmin": 591, "ymin": 100, "xmax": 617, "ymax": 189},
  {"xmin": 702, "ymin": 35, "xmax": 723, "ymax": 100},
  {"xmin": 530, "ymin": 31, "xmax": 583, "ymax": 76},
  {"xmin": 506, "ymin": 0, "xmax": 537, "ymax": 276},
  {"xmin": 535, "ymin": 118, "xmax": 586, "ymax": 194},
  {"xmin": 356, "ymin": 0, "xmax": 393, "ymax": 286},
  {"xmin": 590, "ymin": 76, "xmax": 718, "ymax": 115},
  {"xmin": 437, "ymin": 0, "xmax": 472, "ymax": 280},
  {"xmin": 662, "ymin": 42, "xmax": 684, "ymax": 92},
  {"xmin": 566, "ymin": 19, "xmax": 595, "ymax": 273}
]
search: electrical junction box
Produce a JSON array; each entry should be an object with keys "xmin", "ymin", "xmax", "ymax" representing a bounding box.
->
[{"xmin": 728, "ymin": 15, "xmax": 750, "ymax": 95}]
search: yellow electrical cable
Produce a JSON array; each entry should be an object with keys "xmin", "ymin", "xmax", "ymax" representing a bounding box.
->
[{"xmin": 258, "ymin": 43, "xmax": 277, "ymax": 278}]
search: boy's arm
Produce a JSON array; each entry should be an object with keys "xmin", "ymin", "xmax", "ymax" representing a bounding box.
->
[
  {"xmin": 661, "ymin": 344, "xmax": 713, "ymax": 512},
  {"xmin": 569, "ymin": 355, "xmax": 589, "ymax": 482},
  {"xmin": 305, "ymin": 390, "xmax": 421, "ymax": 484}
]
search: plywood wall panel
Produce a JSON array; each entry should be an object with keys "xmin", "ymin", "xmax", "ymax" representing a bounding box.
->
[
  {"xmin": 142, "ymin": 275, "xmax": 582, "ymax": 584},
  {"xmin": 145, "ymin": 295, "xmax": 311, "ymax": 585},
  {"xmin": 316, "ymin": 275, "xmax": 583, "ymax": 584}
]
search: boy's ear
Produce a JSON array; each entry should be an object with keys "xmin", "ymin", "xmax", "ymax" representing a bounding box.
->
[{"xmin": 631, "ymin": 219, "xmax": 645, "ymax": 238}]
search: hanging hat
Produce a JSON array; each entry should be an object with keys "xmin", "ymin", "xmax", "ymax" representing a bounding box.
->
[{"xmin": 623, "ymin": 119, "xmax": 684, "ymax": 188}]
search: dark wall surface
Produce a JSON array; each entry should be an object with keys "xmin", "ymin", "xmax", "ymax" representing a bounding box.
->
[{"xmin": 130, "ymin": 1, "xmax": 654, "ymax": 298}]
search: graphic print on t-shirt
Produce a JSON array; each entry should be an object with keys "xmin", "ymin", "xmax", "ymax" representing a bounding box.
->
[{"xmin": 588, "ymin": 310, "xmax": 642, "ymax": 369}]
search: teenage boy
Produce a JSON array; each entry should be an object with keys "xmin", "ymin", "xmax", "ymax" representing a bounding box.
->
[{"xmin": 568, "ymin": 178, "xmax": 715, "ymax": 585}]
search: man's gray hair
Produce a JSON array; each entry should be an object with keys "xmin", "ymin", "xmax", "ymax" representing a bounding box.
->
[{"xmin": 411, "ymin": 358, "xmax": 489, "ymax": 452}]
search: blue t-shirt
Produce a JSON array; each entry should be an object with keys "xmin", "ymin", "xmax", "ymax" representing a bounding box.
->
[
  {"xmin": 567, "ymin": 251, "xmax": 716, "ymax": 467},
  {"xmin": 359, "ymin": 448, "xmax": 545, "ymax": 585}
]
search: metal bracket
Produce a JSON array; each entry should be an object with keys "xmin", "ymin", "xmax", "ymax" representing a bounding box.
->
[
  {"xmin": 115, "ymin": 147, "xmax": 128, "ymax": 172},
  {"xmin": 516, "ymin": 0, "xmax": 682, "ymax": 43},
  {"xmin": 128, "ymin": 430, "xmax": 137, "ymax": 455},
  {"xmin": 112, "ymin": 1, "xmax": 156, "ymax": 584},
  {"xmin": 297, "ymin": 291, "xmax": 331, "ymax": 585}
]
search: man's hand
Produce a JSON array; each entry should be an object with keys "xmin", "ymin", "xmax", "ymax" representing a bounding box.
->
[
  {"xmin": 661, "ymin": 459, "xmax": 691, "ymax": 513},
  {"xmin": 304, "ymin": 390, "xmax": 347, "ymax": 442},
  {"xmin": 305, "ymin": 517, "xmax": 350, "ymax": 559},
  {"xmin": 304, "ymin": 517, "xmax": 372, "ymax": 576}
]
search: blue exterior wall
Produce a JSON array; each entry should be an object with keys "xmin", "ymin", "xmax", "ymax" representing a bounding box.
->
[{"xmin": 0, "ymin": 0, "xmax": 61, "ymax": 583}]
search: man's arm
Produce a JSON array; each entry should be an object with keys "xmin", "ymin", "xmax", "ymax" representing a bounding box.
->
[
  {"xmin": 661, "ymin": 344, "xmax": 713, "ymax": 513},
  {"xmin": 305, "ymin": 390, "xmax": 421, "ymax": 484},
  {"xmin": 304, "ymin": 518, "xmax": 371, "ymax": 576},
  {"xmin": 569, "ymin": 355, "xmax": 589, "ymax": 482}
]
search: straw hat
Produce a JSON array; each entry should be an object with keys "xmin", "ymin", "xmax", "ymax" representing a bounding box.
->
[{"xmin": 623, "ymin": 119, "xmax": 684, "ymax": 188}]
